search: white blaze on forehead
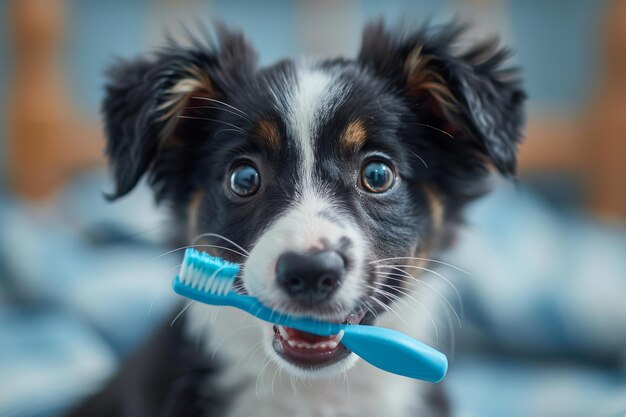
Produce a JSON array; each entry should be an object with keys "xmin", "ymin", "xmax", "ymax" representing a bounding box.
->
[{"xmin": 283, "ymin": 65, "xmax": 348, "ymax": 181}]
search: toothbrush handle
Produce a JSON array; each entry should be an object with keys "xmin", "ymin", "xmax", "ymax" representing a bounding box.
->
[
  {"xmin": 341, "ymin": 325, "xmax": 448, "ymax": 382},
  {"xmin": 173, "ymin": 280, "xmax": 447, "ymax": 381}
]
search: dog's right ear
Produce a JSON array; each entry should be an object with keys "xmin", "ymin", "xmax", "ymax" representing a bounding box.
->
[
  {"xmin": 102, "ymin": 27, "xmax": 257, "ymax": 200},
  {"xmin": 358, "ymin": 21, "xmax": 525, "ymax": 178}
]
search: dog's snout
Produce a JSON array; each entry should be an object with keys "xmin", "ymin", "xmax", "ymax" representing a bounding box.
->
[{"xmin": 276, "ymin": 250, "xmax": 345, "ymax": 306}]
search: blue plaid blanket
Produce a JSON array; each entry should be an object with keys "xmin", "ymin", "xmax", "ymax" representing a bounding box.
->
[{"xmin": 1, "ymin": 172, "xmax": 624, "ymax": 417}]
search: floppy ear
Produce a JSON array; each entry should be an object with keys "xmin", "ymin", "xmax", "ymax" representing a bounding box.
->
[
  {"xmin": 102, "ymin": 27, "xmax": 257, "ymax": 200},
  {"xmin": 358, "ymin": 21, "xmax": 526, "ymax": 176}
]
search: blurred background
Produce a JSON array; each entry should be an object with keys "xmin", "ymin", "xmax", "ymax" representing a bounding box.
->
[{"xmin": 0, "ymin": 1, "xmax": 624, "ymax": 416}]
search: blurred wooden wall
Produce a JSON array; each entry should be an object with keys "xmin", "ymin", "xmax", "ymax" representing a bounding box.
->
[
  {"xmin": 518, "ymin": 0, "xmax": 626, "ymax": 220},
  {"xmin": 6, "ymin": 0, "xmax": 103, "ymax": 201},
  {"xmin": 5, "ymin": 0, "xmax": 625, "ymax": 220}
]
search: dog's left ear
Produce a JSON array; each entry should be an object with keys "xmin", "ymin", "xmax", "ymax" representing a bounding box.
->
[
  {"xmin": 358, "ymin": 21, "xmax": 526, "ymax": 175},
  {"xmin": 103, "ymin": 26, "xmax": 257, "ymax": 201}
]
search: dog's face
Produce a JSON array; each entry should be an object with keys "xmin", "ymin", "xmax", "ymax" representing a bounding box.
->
[{"xmin": 103, "ymin": 23, "xmax": 524, "ymax": 376}]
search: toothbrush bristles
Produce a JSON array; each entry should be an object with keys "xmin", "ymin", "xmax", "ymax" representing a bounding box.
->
[{"xmin": 179, "ymin": 248, "xmax": 240, "ymax": 295}]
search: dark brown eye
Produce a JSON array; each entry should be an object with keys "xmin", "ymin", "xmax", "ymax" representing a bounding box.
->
[
  {"xmin": 229, "ymin": 164, "xmax": 260, "ymax": 197},
  {"xmin": 360, "ymin": 160, "xmax": 395, "ymax": 193}
]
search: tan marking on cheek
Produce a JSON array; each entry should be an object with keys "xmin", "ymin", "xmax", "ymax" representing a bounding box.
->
[
  {"xmin": 423, "ymin": 185, "xmax": 445, "ymax": 234},
  {"xmin": 341, "ymin": 119, "xmax": 367, "ymax": 152},
  {"xmin": 255, "ymin": 118, "xmax": 281, "ymax": 153},
  {"xmin": 187, "ymin": 190, "xmax": 204, "ymax": 239}
]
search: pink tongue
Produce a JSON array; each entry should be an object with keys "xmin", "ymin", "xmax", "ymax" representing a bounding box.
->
[
  {"xmin": 282, "ymin": 311, "xmax": 364, "ymax": 343},
  {"xmin": 284, "ymin": 327, "xmax": 334, "ymax": 344}
]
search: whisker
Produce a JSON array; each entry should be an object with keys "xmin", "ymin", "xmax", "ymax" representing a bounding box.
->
[
  {"xmin": 148, "ymin": 262, "xmax": 183, "ymax": 316},
  {"xmin": 177, "ymin": 115, "xmax": 246, "ymax": 133},
  {"xmin": 153, "ymin": 245, "xmax": 190, "ymax": 259},
  {"xmin": 375, "ymin": 265, "xmax": 462, "ymax": 327},
  {"xmin": 369, "ymin": 284, "xmax": 422, "ymax": 316},
  {"xmin": 369, "ymin": 282, "xmax": 423, "ymax": 320},
  {"xmin": 442, "ymin": 299, "xmax": 457, "ymax": 361},
  {"xmin": 370, "ymin": 287, "xmax": 415, "ymax": 317},
  {"xmin": 369, "ymin": 256, "xmax": 472, "ymax": 276},
  {"xmin": 183, "ymin": 105, "xmax": 251, "ymax": 121},
  {"xmin": 194, "ymin": 245, "xmax": 250, "ymax": 258},
  {"xmin": 152, "ymin": 285, "xmax": 176, "ymax": 308},
  {"xmin": 407, "ymin": 150, "xmax": 428, "ymax": 168},
  {"xmin": 170, "ymin": 300, "xmax": 194, "ymax": 327},
  {"xmin": 238, "ymin": 341, "xmax": 266, "ymax": 370},
  {"xmin": 210, "ymin": 323, "xmax": 266, "ymax": 362},
  {"xmin": 376, "ymin": 272, "xmax": 443, "ymax": 301},
  {"xmin": 192, "ymin": 232, "xmax": 250, "ymax": 255},
  {"xmin": 256, "ymin": 354, "xmax": 274, "ymax": 399},
  {"xmin": 370, "ymin": 280, "xmax": 440, "ymax": 344},
  {"xmin": 367, "ymin": 294, "xmax": 406, "ymax": 325},
  {"xmin": 375, "ymin": 262, "xmax": 465, "ymax": 306},
  {"xmin": 191, "ymin": 96, "xmax": 251, "ymax": 118},
  {"xmin": 377, "ymin": 264, "xmax": 464, "ymax": 322},
  {"xmin": 382, "ymin": 268, "xmax": 458, "ymax": 355},
  {"xmin": 191, "ymin": 243, "xmax": 249, "ymax": 259},
  {"xmin": 341, "ymin": 368, "xmax": 350, "ymax": 407},
  {"xmin": 290, "ymin": 373, "xmax": 308, "ymax": 405},
  {"xmin": 233, "ymin": 340, "xmax": 263, "ymax": 368},
  {"xmin": 368, "ymin": 295, "xmax": 393, "ymax": 317},
  {"xmin": 231, "ymin": 284, "xmax": 247, "ymax": 295},
  {"xmin": 374, "ymin": 271, "xmax": 429, "ymax": 292},
  {"xmin": 355, "ymin": 298, "xmax": 380, "ymax": 321},
  {"xmin": 409, "ymin": 122, "xmax": 455, "ymax": 139},
  {"xmin": 154, "ymin": 244, "xmax": 248, "ymax": 260},
  {"xmin": 215, "ymin": 128, "xmax": 247, "ymax": 139},
  {"xmin": 374, "ymin": 281, "xmax": 423, "ymax": 300},
  {"xmin": 271, "ymin": 362, "xmax": 282, "ymax": 396},
  {"xmin": 210, "ymin": 305, "xmax": 222, "ymax": 326}
]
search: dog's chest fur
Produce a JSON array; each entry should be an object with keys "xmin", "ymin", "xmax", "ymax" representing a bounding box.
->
[{"xmin": 186, "ymin": 288, "xmax": 441, "ymax": 417}]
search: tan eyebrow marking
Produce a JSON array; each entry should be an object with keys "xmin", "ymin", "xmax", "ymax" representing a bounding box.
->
[
  {"xmin": 254, "ymin": 118, "xmax": 281, "ymax": 153},
  {"xmin": 341, "ymin": 118, "xmax": 367, "ymax": 152},
  {"xmin": 156, "ymin": 65, "xmax": 216, "ymax": 140},
  {"xmin": 404, "ymin": 45, "xmax": 457, "ymax": 111},
  {"xmin": 158, "ymin": 64, "xmax": 215, "ymax": 121}
]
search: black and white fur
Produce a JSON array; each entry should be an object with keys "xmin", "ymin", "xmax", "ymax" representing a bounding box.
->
[{"xmin": 69, "ymin": 21, "xmax": 525, "ymax": 417}]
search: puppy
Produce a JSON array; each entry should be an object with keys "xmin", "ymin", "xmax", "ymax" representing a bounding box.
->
[{"xmin": 69, "ymin": 21, "xmax": 524, "ymax": 417}]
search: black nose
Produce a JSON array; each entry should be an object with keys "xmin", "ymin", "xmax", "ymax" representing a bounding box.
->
[{"xmin": 276, "ymin": 251, "xmax": 345, "ymax": 306}]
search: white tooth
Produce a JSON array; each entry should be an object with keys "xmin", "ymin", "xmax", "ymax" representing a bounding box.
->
[
  {"xmin": 305, "ymin": 344, "xmax": 313, "ymax": 349},
  {"xmin": 297, "ymin": 343, "xmax": 306, "ymax": 348},
  {"xmin": 278, "ymin": 326, "xmax": 289, "ymax": 340},
  {"xmin": 328, "ymin": 341, "xmax": 338, "ymax": 349},
  {"xmin": 287, "ymin": 340, "xmax": 297, "ymax": 347},
  {"xmin": 319, "ymin": 343, "xmax": 328, "ymax": 349},
  {"xmin": 335, "ymin": 330, "xmax": 345, "ymax": 343}
]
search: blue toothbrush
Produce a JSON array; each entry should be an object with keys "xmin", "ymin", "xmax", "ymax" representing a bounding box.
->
[{"xmin": 172, "ymin": 248, "xmax": 448, "ymax": 382}]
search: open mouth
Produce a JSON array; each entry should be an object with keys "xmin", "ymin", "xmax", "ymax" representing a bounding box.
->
[{"xmin": 272, "ymin": 310, "xmax": 370, "ymax": 369}]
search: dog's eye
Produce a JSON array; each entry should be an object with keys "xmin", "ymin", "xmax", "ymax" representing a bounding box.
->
[
  {"xmin": 360, "ymin": 160, "xmax": 395, "ymax": 193},
  {"xmin": 229, "ymin": 164, "xmax": 260, "ymax": 197}
]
